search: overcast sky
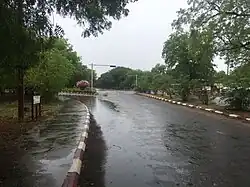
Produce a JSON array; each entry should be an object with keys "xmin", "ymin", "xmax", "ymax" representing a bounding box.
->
[{"xmin": 54, "ymin": 0, "xmax": 227, "ymax": 76}]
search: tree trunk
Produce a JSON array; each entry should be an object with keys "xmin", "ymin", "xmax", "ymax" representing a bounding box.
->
[
  {"xmin": 17, "ymin": 0, "xmax": 24, "ymax": 121},
  {"xmin": 18, "ymin": 69, "xmax": 24, "ymax": 121}
]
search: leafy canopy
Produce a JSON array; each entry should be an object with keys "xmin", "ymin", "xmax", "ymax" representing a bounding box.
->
[{"xmin": 173, "ymin": 0, "xmax": 250, "ymax": 65}]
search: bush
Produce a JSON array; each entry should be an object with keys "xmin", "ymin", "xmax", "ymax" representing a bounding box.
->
[
  {"xmin": 61, "ymin": 87, "xmax": 97, "ymax": 94},
  {"xmin": 224, "ymin": 88, "xmax": 250, "ymax": 110}
]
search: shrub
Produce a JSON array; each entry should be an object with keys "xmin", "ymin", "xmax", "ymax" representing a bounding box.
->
[{"xmin": 224, "ymin": 88, "xmax": 250, "ymax": 110}]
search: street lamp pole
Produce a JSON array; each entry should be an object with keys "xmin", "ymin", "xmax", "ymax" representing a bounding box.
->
[
  {"xmin": 89, "ymin": 63, "xmax": 116, "ymax": 92},
  {"xmin": 127, "ymin": 74, "xmax": 138, "ymax": 89},
  {"xmin": 90, "ymin": 63, "xmax": 94, "ymax": 92},
  {"xmin": 135, "ymin": 74, "xmax": 138, "ymax": 88}
]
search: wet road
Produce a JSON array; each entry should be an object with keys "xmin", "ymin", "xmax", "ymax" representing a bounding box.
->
[
  {"xmin": 0, "ymin": 98, "xmax": 88, "ymax": 187},
  {"xmin": 80, "ymin": 91, "xmax": 250, "ymax": 187}
]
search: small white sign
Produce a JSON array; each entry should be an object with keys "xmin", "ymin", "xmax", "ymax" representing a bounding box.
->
[{"xmin": 33, "ymin": 96, "xmax": 41, "ymax": 104}]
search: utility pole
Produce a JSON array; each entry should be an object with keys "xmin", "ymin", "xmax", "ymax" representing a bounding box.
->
[
  {"xmin": 90, "ymin": 63, "xmax": 94, "ymax": 92},
  {"xmin": 135, "ymin": 74, "xmax": 138, "ymax": 88},
  {"xmin": 89, "ymin": 63, "xmax": 116, "ymax": 92},
  {"xmin": 227, "ymin": 62, "xmax": 230, "ymax": 75}
]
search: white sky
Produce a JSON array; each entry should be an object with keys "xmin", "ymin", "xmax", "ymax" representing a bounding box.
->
[{"xmin": 54, "ymin": 0, "xmax": 227, "ymax": 76}]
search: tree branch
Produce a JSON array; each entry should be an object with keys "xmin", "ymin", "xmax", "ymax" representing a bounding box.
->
[
  {"xmin": 224, "ymin": 11, "xmax": 250, "ymax": 17},
  {"xmin": 205, "ymin": 0, "xmax": 221, "ymax": 12}
]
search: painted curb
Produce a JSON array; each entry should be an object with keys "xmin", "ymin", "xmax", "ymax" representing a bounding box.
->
[
  {"xmin": 136, "ymin": 92, "xmax": 250, "ymax": 123},
  {"xmin": 61, "ymin": 104, "xmax": 91, "ymax": 187}
]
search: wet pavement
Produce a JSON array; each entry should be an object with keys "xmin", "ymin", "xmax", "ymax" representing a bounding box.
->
[
  {"xmin": 0, "ymin": 98, "xmax": 88, "ymax": 187},
  {"xmin": 80, "ymin": 91, "xmax": 250, "ymax": 187}
]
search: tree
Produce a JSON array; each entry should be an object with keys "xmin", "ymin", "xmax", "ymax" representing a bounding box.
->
[
  {"xmin": 226, "ymin": 64, "xmax": 250, "ymax": 89},
  {"xmin": 0, "ymin": 0, "xmax": 138, "ymax": 120},
  {"xmin": 151, "ymin": 64, "xmax": 166, "ymax": 75},
  {"xmin": 96, "ymin": 67, "xmax": 133, "ymax": 89},
  {"xmin": 162, "ymin": 30, "xmax": 215, "ymax": 101},
  {"xmin": 173, "ymin": 0, "xmax": 250, "ymax": 65},
  {"xmin": 214, "ymin": 71, "xmax": 227, "ymax": 84},
  {"xmin": 0, "ymin": 68, "xmax": 16, "ymax": 94},
  {"xmin": 25, "ymin": 45, "xmax": 75, "ymax": 101},
  {"xmin": 67, "ymin": 64, "xmax": 94, "ymax": 88}
]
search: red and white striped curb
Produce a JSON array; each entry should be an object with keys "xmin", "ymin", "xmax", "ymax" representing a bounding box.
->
[
  {"xmin": 137, "ymin": 93, "xmax": 250, "ymax": 123},
  {"xmin": 62, "ymin": 105, "xmax": 90, "ymax": 187}
]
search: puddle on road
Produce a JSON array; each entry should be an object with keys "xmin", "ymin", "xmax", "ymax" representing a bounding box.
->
[
  {"xmin": 99, "ymin": 99, "xmax": 119, "ymax": 112},
  {"xmin": 0, "ymin": 98, "xmax": 91, "ymax": 187}
]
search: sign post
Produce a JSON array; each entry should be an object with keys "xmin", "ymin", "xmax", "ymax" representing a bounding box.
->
[{"xmin": 31, "ymin": 95, "xmax": 41, "ymax": 120}]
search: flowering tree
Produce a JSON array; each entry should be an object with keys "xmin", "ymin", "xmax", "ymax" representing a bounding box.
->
[{"xmin": 76, "ymin": 80, "xmax": 90, "ymax": 90}]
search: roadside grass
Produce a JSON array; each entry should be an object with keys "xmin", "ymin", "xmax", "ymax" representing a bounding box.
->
[{"xmin": 0, "ymin": 99, "xmax": 63, "ymax": 141}]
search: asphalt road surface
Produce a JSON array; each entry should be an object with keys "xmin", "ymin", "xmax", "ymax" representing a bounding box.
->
[{"xmin": 80, "ymin": 91, "xmax": 250, "ymax": 187}]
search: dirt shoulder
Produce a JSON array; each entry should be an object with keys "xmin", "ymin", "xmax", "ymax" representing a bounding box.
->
[{"xmin": 0, "ymin": 100, "xmax": 63, "ymax": 143}]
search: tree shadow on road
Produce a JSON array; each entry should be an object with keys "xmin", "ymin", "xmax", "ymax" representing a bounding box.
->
[{"xmin": 79, "ymin": 115, "xmax": 107, "ymax": 187}]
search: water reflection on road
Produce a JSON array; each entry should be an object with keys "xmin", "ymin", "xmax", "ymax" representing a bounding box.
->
[
  {"xmin": 0, "ymin": 99, "xmax": 88, "ymax": 187},
  {"xmin": 80, "ymin": 91, "xmax": 250, "ymax": 187}
]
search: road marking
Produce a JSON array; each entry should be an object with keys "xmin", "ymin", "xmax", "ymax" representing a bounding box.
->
[
  {"xmin": 229, "ymin": 114, "xmax": 239, "ymax": 118},
  {"xmin": 68, "ymin": 158, "xmax": 82, "ymax": 174},
  {"xmin": 214, "ymin": 110, "xmax": 223, "ymax": 114},
  {"xmin": 216, "ymin": 131, "xmax": 225, "ymax": 135},
  {"xmin": 78, "ymin": 141, "xmax": 86, "ymax": 151}
]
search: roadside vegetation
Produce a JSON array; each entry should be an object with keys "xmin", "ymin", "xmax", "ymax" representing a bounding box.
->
[
  {"xmin": 1, "ymin": 0, "xmax": 250, "ymax": 122},
  {"xmin": 96, "ymin": 0, "xmax": 250, "ymax": 113},
  {"xmin": 0, "ymin": 0, "xmax": 138, "ymax": 140}
]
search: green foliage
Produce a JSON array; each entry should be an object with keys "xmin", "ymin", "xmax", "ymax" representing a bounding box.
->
[
  {"xmin": 25, "ymin": 47, "xmax": 75, "ymax": 99},
  {"xmin": 224, "ymin": 88, "xmax": 250, "ymax": 111},
  {"xmin": 67, "ymin": 64, "xmax": 95, "ymax": 88},
  {"xmin": 226, "ymin": 64, "xmax": 250, "ymax": 88},
  {"xmin": 151, "ymin": 64, "xmax": 166, "ymax": 75},
  {"xmin": 61, "ymin": 87, "xmax": 96, "ymax": 94},
  {"xmin": 162, "ymin": 30, "xmax": 215, "ymax": 101},
  {"xmin": 0, "ymin": 68, "xmax": 16, "ymax": 92},
  {"xmin": 0, "ymin": 0, "xmax": 138, "ymax": 119},
  {"xmin": 214, "ymin": 71, "xmax": 227, "ymax": 84},
  {"xmin": 173, "ymin": 0, "xmax": 250, "ymax": 65},
  {"xmin": 96, "ymin": 67, "xmax": 135, "ymax": 89}
]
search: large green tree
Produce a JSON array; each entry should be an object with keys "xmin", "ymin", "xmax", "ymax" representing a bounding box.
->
[
  {"xmin": 151, "ymin": 63, "xmax": 166, "ymax": 75},
  {"xmin": 0, "ymin": 0, "xmax": 138, "ymax": 120},
  {"xmin": 162, "ymin": 30, "xmax": 215, "ymax": 101},
  {"xmin": 173, "ymin": 0, "xmax": 250, "ymax": 65},
  {"xmin": 96, "ymin": 67, "xmax": 133, "ymax": 89},
  {"xmin": 25, "ymin": 48, "xmax": 75, "ymax": 100}
]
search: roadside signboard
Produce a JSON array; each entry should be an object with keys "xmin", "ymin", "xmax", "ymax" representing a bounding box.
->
[
  {"xmin": 32, "ymin": 95, "xmax": 41, "ymax": 120},
  {"xmin": 33, "ymin": 96, "xmax": 41, "ymax": 104}
]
